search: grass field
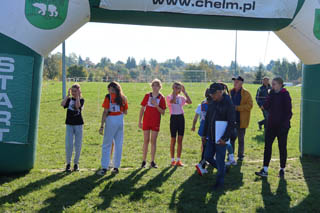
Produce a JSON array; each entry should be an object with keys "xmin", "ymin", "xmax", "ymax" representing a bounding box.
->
[{"xmin": 1, "ymin": 81, "xmax": 320, "ymax": 213}]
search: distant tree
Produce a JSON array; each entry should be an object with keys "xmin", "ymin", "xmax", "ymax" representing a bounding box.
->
[
  {"xmin": 126, "ymin": 57, "xmax": 137, "ymax": 69},
  {"xmin": 254, "ymin": 63, "xmax": 266, "ymax": 84},
  {"xmin": 67, "ymin": 65, "xmax": 88, "ymax": 78},
  {"xmin": 149, "ymin": 58, "xmax": 158, "ymax": 68},
  {"xmin": 96, "ymin": 57, "xmax": 111, "ymax": 68},
  {"xmin": 43, "ymin": 54, "xmax": 61, "ymax": 80},
  {"xmin": 175, "ymin": 56, "xmax": 185, "ymax": 67},
  {"xmin": 66, "ymin": 53, "xmax": 78, "ymax": 67},
  {"xmin": 78, "ymin": 56, "xmax": 84, "ymax": 66}
]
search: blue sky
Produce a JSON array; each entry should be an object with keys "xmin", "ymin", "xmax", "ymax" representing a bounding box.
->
[{"xmin": 52, "ymin": 22, "xmax": 299, "ymax": 67}]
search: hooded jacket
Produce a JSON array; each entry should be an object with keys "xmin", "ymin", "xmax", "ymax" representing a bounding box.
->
[{"xmin": 263, "ymin": 88, "xmax": 292, "ymax": 129}]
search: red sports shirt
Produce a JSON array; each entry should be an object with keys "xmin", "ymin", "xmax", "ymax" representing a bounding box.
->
[
  {"xmin": 141, "ymin": 93, "xmax": 166, "ymax": 126},
  {"xmin": 102, "ymin": 93, "xmax": 128, "ymax": 116}
]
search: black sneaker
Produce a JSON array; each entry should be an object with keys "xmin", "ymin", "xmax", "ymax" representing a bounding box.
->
[
  {"xmin": 112, "ymin": 168, "xmax": 119, "ymax": 174},
  {"xmin": 279, "ymin": 169, "xmax": 285, "ymax": 178},
  {"xmin": 258, "ymin": 122, "xmax": 262, "ymax": 130},
  {"xmin": 238, "ymin": 157, "xmax": 244, "ymax": 162},
  {"xmin": 65, "ymin": 164, "xmax": 71, "ymax": 172},
  {"xmin": 73, "ymin": 164, "xmax": 79, "ymax": 172},
  {"xmin": 150, "ymin": 161, "xmax": 158, "ymax": 168},
  {"xmin": 141, "ymin": 161, "xmax": 146, "ymax": 168},
  {"xmin": 255, "ymin": 169, "xmax": 268, "ymax": 177},
  {"xmin": 97, "ymin": 168, "xmax": 107, "ymax": 176}
]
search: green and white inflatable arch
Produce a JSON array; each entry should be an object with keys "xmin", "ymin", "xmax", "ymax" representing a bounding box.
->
[{"xmin": 0, "ymin": 0, "xmax": 319, "ymax": 173}]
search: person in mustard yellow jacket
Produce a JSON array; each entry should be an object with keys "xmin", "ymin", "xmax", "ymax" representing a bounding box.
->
[{"xmin": 230, "ymin": 76, "xmax": 253, "ymax": 161}]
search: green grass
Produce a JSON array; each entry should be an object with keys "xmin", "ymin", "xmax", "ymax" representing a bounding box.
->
[{"xmin": 1, "ymin": 82, "xmax": 320, "ymax": 212}]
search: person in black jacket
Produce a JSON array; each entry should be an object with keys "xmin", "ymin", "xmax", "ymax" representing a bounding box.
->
[
  {"xmin": 203, "ymin": 83, "xmax": 236, "ymax": 191},
  {"xmin": 255, "ymin": 77, "xmax": 292, "ymax": 178},
  {"xmin": 256, "ymin": 77, "xmax": 271, "ymax": 130}
]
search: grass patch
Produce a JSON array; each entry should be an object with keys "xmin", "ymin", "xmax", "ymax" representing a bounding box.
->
[{"xmin": 1, "ymin": 82, "xmax": 320, "ymax": 212}]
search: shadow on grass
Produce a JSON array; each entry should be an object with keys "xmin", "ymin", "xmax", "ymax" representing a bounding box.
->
[
  {"xmin": 97, "ymin": 168, "xmax": 149, "ymax": 210},
  {"xmin": 252, "ymin": 132, "xmax": 265, "ymax": 143},
  {"xmin": 0, "ymin": 171, "xmax": 29, "ymax": 186},
  {"xmin": 39, "ymin": 172, "xmax": 112, "ymax": 213},
  {"xmin": 256, "ymin": 178, "xmax": 290, "ymax": 213},
  {"xmin": 257, "ymin": 156, "xmax": 320, "ymax": 212},
  {"xmin": 129, "ymin": 166, "xmax": 177, "ymax": 201},
  {"xmin": 0, "ymin": 172, "xmax": 68, "ymax": 206},
  {"xmin": 290, "ymin": 156, "xmax": 320, "ymax": 212},
  {"xmin": 169, "ymin": 162, "xmax": 243, "ymax": 212}
]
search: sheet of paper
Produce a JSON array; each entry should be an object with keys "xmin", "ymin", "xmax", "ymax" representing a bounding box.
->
[{"xmin": 215, "ymin": 121, "xmax": 230, "ymax": 144}]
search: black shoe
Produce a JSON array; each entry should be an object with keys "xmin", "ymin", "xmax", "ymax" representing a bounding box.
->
[
  {"xmin": 255, "ymin": 169, "xmax": 268, "ymax": 177},
  {"xmin": 65, "ymin": 164, "xmax": 71, "ymax": 172},
  {"xmin": 112, "ymin": 168, "xmax": 119, "ymax": 174},
  {"xmin": 150, "ymin": 161, "xmax": 158, "ymax": 168},
  {"xmin": 238, "ymin": 157, "xmax": 244, "ymax": 162},
  {"xmin": 258, "ymin": 122, "xmax": 263, "ymax": 130},
  {"xmin": 141, "ymin": 161, "xmax": 146, "ymax": 168},
  {"xmin": 279, "ymin": 169, "xmax": 285, "ymax": 178},
  {"xmin": 73, "ymin": 164, "xmax": 79, "ymax": 172},
  {"xmin": 213, "ymin": 183, "xmax": 224, "ymax": 191},
  {"xmin": 97, "ymin": 168, "xmax": 107, "ymax": 176}
]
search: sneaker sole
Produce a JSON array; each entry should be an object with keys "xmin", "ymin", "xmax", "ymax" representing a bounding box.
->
[
  {"xmin": 255, "ymin": 172, "xmax": 268, "ymax": 177},
  {"xmin": 195, "ymin": 165, "xmax": 203, "ymax": 176}
]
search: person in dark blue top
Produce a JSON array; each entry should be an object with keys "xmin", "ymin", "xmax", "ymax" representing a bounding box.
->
[
  {"xmin": 202, "ymin": 83, "xmax": 236, "ymax": 191},
  {"xmin": 256, "ymin": 77, "xmax": 271, "ymax": 130}
]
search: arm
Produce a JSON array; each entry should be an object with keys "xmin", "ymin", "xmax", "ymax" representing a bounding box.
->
[
  {"xmin": 182, "ymin": 86, "xmax": 192, "ymax": 104},
  {"xmin": 283, "ymin": 92, "xmax": 293, "ymax": 126},
  {"xmin": 61, "ymin": 88, "xmax": 71, "ymax": 107},
  {"xmin": 74, "ymin": 88, "xmax": 82, "ymax": 110},
  {"xmin": 192, "ymin": 113, "xmax": 199, "ymax": 131},
  {"xmin": 99, "ymin": 108, "xmax": 109, "ymax": 135},
  {"xmin": 256, "ymin": 88, "xmax": 263, "ymax": 107},
  {"xmin": 61, "ymin": 96, "xmax": 69, "ymax": 108},
  {"xmin": 151, "ymin": 99, "xmax": 165, "ymax": 115},
  {"xmin": 202, "ymin": 107, "xmax": 211, "ymax": 141},
  {"xmin": 221, "ymin": 103, "xmax": 236, "ymax": 142},
  {"xmin": 236, "ymin": 92, "xmax": 253, "ymax": 112},
  {"xmin": 138, "ymin": 106, "xmax": 145, "ymax": 129},
  {"xmin": 263, "ymin": 94, "xmax": 271, "ymax": 111}
]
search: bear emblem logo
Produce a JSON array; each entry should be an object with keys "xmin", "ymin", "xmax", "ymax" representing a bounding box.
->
[{"xmin": 25, "ymin": 0, "xmax": 69, "ymax": 30}]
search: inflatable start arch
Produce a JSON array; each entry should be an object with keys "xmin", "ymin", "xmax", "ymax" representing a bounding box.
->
[{"xmin": 0, "ymin": 0, "xmax": 319, "ymax": 173}]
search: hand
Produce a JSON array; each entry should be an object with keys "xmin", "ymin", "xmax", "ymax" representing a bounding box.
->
[
  {"xmin": 138, "ymin": 122, "xmax": 143, "ymax": 129},
  {"xmin": 181, "ymin": 85, "xmax": 186, "ymax": 94},
  {"xmin": 201, "ymin": 137, "xmax": 207, "ymax": 144},
  {"xmin": 218, "ymin": 139, "xmax": 226, "ymax": 146},
  {"xmin": 99, "ymin": 127, "xmax": 104, "ymax": 135},
  {"xmin": 260, "ymin": 106, "xmax": 264, "ymax": 110},
  {"xmin": 191, "ymin": 127, "xmax": 195, "ymax": 131},
  {"xmin": 77, "ymin": 88, "xmax": 82, "ymax": 98}
]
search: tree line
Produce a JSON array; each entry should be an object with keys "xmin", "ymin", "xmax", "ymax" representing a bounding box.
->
[{"xmin": 43, "ymin": 52, "xmax": 302, "ymax": 84}]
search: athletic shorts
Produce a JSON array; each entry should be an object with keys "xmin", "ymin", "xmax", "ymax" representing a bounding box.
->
[
  {"xmin": 143, "ymin": 121, "xmax": 160, "ymax": 132},
  {"xmin": 170, "ymin": 114, "xmax": 185, "ymax": 138}
]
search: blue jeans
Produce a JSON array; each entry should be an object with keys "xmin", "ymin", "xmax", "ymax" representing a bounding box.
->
[{"xmin": 204, "ymin": 139, "xmax": 227, "ymax": 185}]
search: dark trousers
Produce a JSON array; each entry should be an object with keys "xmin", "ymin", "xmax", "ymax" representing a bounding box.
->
[
  {"xmin": 263, "ymin": 127, "xmax": 289, "ymax": 168},
  {"xmin": 204, "ymin": 139, "xmax": 227, "ymax": 185},
  {"xmin": 230, "ymin": 124, "xmax": 246, "ymax": 158},
  {"xmin": 258, "ymin": 109, "xmax": 269, "ymax": 128}
]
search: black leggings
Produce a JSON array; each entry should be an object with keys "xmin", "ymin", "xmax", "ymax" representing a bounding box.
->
[
  {"xmin": 263, "ymin": 127, "xmax": 289, "ymax": 168},
  {"xmin": 170, "ymin": 114, "xmax": 185, "ymax": 138}
]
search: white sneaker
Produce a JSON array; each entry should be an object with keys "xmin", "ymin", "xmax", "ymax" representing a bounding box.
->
[
  {"xmin": 195, "ymin": 163, "xmax": 205, "ymax": 176},
  {"xmin": 226, "ymin": 160, "xmax": 237, "ymax": 166}
]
